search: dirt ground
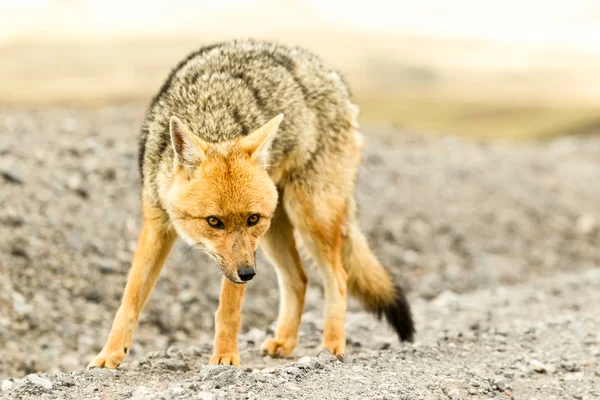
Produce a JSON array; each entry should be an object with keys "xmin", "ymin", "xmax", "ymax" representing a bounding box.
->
[{"xmin": 1, "ymin": 105, "xmax": 599, "ymax": 399}]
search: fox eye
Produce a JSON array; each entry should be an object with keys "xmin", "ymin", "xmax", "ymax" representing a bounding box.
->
[
  {"xmin": 247, "ymin": 214, "xmax": 260, "ymax": 226},
  {"xmin": 207, "ymin": 216, "xmax": 224, "ymax": 229}
]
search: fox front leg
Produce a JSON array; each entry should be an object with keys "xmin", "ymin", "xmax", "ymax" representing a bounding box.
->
[
  {"xmin": 88, "ymin": 205, "xmax": 176, "ymax": 369},
  {"xmin": 210, "ymin": 278, "xmax": 246, "ymax": 367}
]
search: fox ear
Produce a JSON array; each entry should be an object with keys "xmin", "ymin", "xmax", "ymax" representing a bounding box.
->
[
  {"xmin": 170, "ymin": 116, "xmax": 207, "ymax": 170},
  {"xmin": 238, "ymin": 114, "xmax": 284, "ymax": 167}
]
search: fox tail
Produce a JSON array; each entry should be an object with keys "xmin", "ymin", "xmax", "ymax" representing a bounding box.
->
[{"xmin": 342, "ymin": 221, "xmax": 415, "ymax": 342}]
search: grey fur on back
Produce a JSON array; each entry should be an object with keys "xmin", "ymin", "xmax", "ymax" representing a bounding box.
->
[{"xmin": 139, "ymin": 40, "xmax": 359, "ymax": 206}]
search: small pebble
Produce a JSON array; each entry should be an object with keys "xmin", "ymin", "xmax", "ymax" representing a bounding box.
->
[
  {"xmin": 2, "ymin": 380, "xmax": 13, "ymax": 392},
  {"xmin": 26, "ymin": 374, "xmax": 53, "ymax": 390},
  {"xmin": 197, "ymin": 392, "xmax": 216, "ymax": 400}
]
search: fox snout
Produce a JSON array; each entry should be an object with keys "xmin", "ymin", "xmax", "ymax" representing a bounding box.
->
[{"xmin": 237, "ymin": 266, "xmax": 256, "ymax": 282}]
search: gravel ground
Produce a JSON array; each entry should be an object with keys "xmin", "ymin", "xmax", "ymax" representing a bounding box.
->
[{"xmin": 1, "ymin": 105, "xmax": 600, "ymax": 399}]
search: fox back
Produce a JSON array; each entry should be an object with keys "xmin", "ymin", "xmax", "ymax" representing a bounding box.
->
[{"xmin": 139, "ymin": 39, "xmax": 358, "ymax": 204}]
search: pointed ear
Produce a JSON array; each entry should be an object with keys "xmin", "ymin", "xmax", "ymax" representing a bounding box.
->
[
  {"xmin": 170, "ymin": 116, "xmax": 207, "ymax": 169},
  {"xmin": 238, "ymin": 114, "xmax": 284, "ymax": 167}
]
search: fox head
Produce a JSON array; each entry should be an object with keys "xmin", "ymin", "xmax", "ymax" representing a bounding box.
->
[{"xmin": 164, "ymin": 114, "xmax": 282, "ymax": 283}]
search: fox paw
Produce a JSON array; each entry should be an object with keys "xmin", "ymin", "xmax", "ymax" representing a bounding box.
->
[
  {"xmin": 87, "ymin": 348, "xmax": 127, "ymax": 369},
  {"xmin": 209, "ymin": 352, "xmax": 240, "ymax": 367},
  {"xmin": 260, "ymin": 338, "xmax": 296, "ymax": 358},
  {"xmin": 320, "ymin": 339, "xmax": 345, "ymax": 356}
]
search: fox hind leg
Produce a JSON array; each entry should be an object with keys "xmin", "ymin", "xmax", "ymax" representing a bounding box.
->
[
  {"xmin": 283, "ymin": 187, "xmax": 349, "ymax": 356},
  {"xmin": 88, "ymin": 203, "xmax": 176, "ymax": 369},
  {"xmin": 259, "ymin": 201, "xmax": 308, "ymax": 358}
]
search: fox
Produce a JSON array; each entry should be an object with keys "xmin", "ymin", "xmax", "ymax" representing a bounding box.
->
[{"xmin": 88, "ymin": 39, "xmax": 414, "ymax": 369}]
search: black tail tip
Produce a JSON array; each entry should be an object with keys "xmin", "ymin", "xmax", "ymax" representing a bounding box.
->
[{"xmin": 378, "ymin": 284, "xmax": 415, "ymax": 342}]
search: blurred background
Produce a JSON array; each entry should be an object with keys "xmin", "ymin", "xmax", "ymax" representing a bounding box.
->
[
  {"xmin": 2, "ymin": 0, "xmax": 600, "ymax": 383},
  {"xmin": 2, "ymin": 0, "xmax": 600, "ymax": 139}
]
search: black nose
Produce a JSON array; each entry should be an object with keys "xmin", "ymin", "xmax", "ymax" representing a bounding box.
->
[{"xmin": 238, "ymin": 267, "xmax": 256, "ymax": 282}]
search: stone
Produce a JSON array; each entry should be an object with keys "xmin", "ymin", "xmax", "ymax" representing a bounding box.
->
[
  {"xmin": 575, "ymin": 214, "xmax": 597, "ymax": 235},
  {"xmin": 197, "ymin": 392, "xmax": 216, "ymax": 400},
  {"xmin": 155, "ymin": 359, "xmax": 188, "ymax": 371},
  {"xmin": 283, "ymin": 366, "xmax": 302, "ymax": 376},
  {"xmin": 283, "ymin": 382, "xmax": 301, "ymax": 391},
  {"xmin": 26, "ymin": 374, "xmax": 53, "ymax": 390},
  {"xmin": 2, "ymin": 380, "xmax": 13, "ymax": 392},
  {"xmin": 1, "ymin": 168, "xmax": 24, "ymax": 184},
  {"xmin": 529, "ymin": 359, "xmax": 551, "ymax": 373},
  {"xmin": 296, "ymin": 356, "xmax": 322, "ymax": 369},
  {"xmin": 432, "ymin": 290, "xmax": 460, "ymax": 310},
  {"xmin": 92, "ymin": 257, "xmax": 117, "ymax": 274},
  {"xmin": 131, "ymin": 386, "xmax": 155, "ymax": 400},
  {"xmin": 317, "ymin": 349, "xmax": 338, "ymax": 363},
  {"xmin": 492, "ymin": 376, "xmax": 509, "ymax": 391}
]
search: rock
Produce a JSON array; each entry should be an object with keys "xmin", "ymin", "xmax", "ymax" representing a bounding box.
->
[
  {"xmin": 10, "ymin": 245, "xmax": 28, "ymax": 259},
  {"xmin": 92, "ymin": 257, "xmax": 117, "ymax": 274},
  {"xmin": 575, "ymin": 214, "xmax": 597, "ymax": 235},
  {"xmin": 26, "ymin": 374, "xmax": 53, "ymax": 390},
  {"xmin": 529, "ymin": 359, "xmax": 553, "ymax": 374},
  {"xmin": 2, "ymin": 380, "xmax": 13, "ymax": 392},
  {"xmin": 560, "ymin": 361, "xmax": 579, "ymax": 372},
  {"xmin": 1, "ymin": 167, "xmax": 24, "ymax": 184},
  {"xmin": 155, "ymin": 359, "xmax": 188, "ymax": 371},
  {"xmin": 170, "ymin": 386, "xmax": 184, "ymax": 395},
  {"xmin": 90, "ymin": 242, "xmax": 107, "ymax": 256},
  {"xmin": 66, "ymin": 231, "xmax": 84, "ymax": 251},
  {"xmin": 84, "ymin": 287, "xmax": 103, "ymax": 303},
  {"xmin": 61, "ymin": 117, "xmax": 78, "ymax": 133},
  {"xmin": 0, "ymin": 213, "xmax": 24, "ymax": 227},
  {"xmin": 197, "ymin": 392, "xmax": 216, "ymax": 400},
  {"xmin": 492, "ymin": 376, "xmax": 509, "ymax": 391},
  {"xmin": 166, "ymin": 345, "xmax": 182, "ymax": 358},
  {"xmin": 317, "ymin": 349, "xmax": 338, "ymax": 363},
  {"xmin": 295, "ymin": 356, "xmax": 322, "ymax": 370},
  {"xmin": 199, "ymin": 365, "xmax": 239, "ymax": 387},
  {"xmin": 66, "ymin": 174, "xmax": 89, "ymax": 198},
  {"xmin": 131, "ymin": 386, "xmax": 155, "ymax": 400},
  {"xmin": 444, "ymin": 387, "xmax": 462, "ymax": 399},
  {"xmin": 375, "ymin": 341, "xmax": 391, "ymax": 350},
  {"xmin": 403, "ymin": 250, "xmax": 420, "ymax": 265},
  {"xmin": 432, "ymin": 290, "xmax": 460, "ymax": 310},
  {"xmin": 283, "ymin": 366, "xmax": 302, "ymax": 376},
  {"xmin": 147, "ymin": 350, "xmax": 166, "ymax": 359},
  {"xmin": 87, "ymin": 367, "xmax": 112, "ymax": 378},
  {"xmin": 283, "ymin": 382, "xmax": 301, "ymax": 391},
  {"xmin": 12, "ymin": 292, "xmax": 33, "ymax": 315},
  {"xmin": 261, "ymin": 367, "xmax": 277, "ymax": 374},
  {"xmin": 242, "ymin": 327, "xmax": 265, "ymax": 344},
  {"xmin": 564, "ymin": 372, "xmax": 584, "ymax": 381}
]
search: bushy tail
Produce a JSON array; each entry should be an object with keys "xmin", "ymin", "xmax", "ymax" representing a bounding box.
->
[{"xmin": 342, "ymin": 223, "xmax": 415, "ymax": 342}]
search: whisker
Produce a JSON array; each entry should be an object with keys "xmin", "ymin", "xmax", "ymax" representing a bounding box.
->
[{"xmin": 176, "ymin": 241, "xmax": 203, "ymax": 264}]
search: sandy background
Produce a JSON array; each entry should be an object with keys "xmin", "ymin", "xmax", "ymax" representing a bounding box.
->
[{"xmin": 1, "ymin": 0, "xmax": 600, "ymax": 139}]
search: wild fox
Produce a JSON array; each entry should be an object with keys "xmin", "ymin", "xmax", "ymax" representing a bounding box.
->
[{"xmin": 89, "ymin": 40, "xmax": 414, "ymax": 369}]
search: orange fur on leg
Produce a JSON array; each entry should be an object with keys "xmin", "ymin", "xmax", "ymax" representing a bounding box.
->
[
  {"xmin": 89, "ymin": 203, "xmax": 176, "ymax": 369},
  {"xmin": 284, "ymin": 188, "xmax": 349, "ymax": 356},
  {"xmin": 317, "ymin": 224, "xmax": 347, "ymax": 356},
  {"xmin": 210, "ymin": 278, "xmax": 246, "ymax": 367},
  {"xmin": 260, "ymin": 203, "xmax": 308, "ymax": 357}
]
